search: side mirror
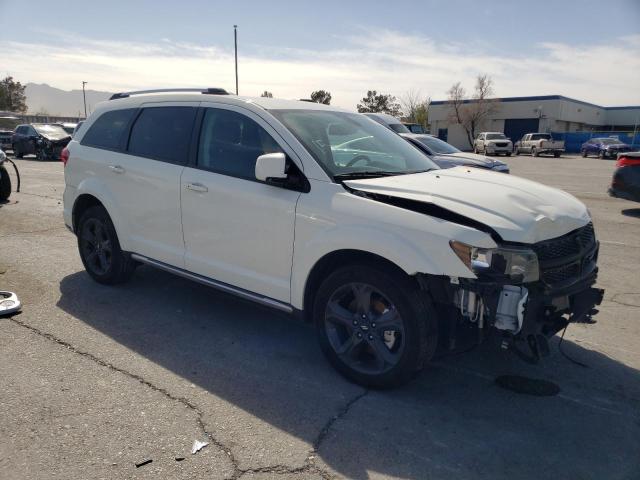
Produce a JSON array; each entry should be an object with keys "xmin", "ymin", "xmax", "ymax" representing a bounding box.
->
[{"xmin": 255, "ymin": 152, "xmax": 287, "ymax": 183}]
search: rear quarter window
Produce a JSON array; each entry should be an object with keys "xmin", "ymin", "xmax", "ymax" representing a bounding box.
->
[
  {"xmin": 127, "ymin": 107, "xmax": 197, "ymax": 164},
  {"xmin": 81, "ymin": 109, "xmax": 137, "ymax": 150}
]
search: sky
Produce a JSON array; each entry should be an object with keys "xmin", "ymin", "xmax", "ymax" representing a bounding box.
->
[{"xmin": 1, "ymin": 0, "xmax": 639, "ymax": 110}]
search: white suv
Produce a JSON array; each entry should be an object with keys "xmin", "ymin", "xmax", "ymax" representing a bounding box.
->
[
  {"xmin": 63, "ymin": 88, "xmax": 603, "ymax": 388},
  {"xmin": 474, "ymin": 132, "xmax": 513, "ymax": 156}
]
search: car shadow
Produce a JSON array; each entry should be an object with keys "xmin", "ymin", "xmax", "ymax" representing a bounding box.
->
[
  {"xmin": 56, "ymin": 267, "xmax": 640, "ymax": 479},
  {"xmin": 621, "ymin": 208, "xmax": 640, "ymax": 218}
]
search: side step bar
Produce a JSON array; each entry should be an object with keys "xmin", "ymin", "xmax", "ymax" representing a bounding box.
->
[{"xmin": 130, "ymin": 254, "xmax": 293, "ymax": 314}]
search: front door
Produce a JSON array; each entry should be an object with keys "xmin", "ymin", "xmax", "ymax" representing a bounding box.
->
[{"xmin": 180, "ymin": 105, "xmax": 301, "ymax": 303}]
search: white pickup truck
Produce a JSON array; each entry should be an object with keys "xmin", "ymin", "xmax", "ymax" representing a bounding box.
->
[{"xmin": 515, "ymin": 133, "xmax": 564, "ymax": 157}]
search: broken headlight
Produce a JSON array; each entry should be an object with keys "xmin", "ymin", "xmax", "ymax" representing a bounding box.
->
[{"xmin": 450, "ymin": 241, "xmax": 539, "ymax": 283}]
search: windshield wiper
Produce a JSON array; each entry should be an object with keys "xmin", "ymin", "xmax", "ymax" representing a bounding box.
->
[{"xmin": 333, "ymin": 170, "xmax": 432, "ymax": 181}]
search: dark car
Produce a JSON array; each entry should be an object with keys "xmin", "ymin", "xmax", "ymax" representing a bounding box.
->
[
  {"xmin": 363, "ymin": 113, "xmax": 411, "ymax": 133},
  {"xmin": 11, "ymin": 123, "xmax": 72, "ymax": 160},
  {"xmin": 581, "ymin": 137, "xmax": 632, "ymax": 159},
  {"xmin": 403, "ymin": 122, "xmax": 427, "ymax": 134},
  {"xmin": 609, "ymin": 152, "xmax": 640, "ymax": 202},
  {"xmin": 0, "ymin": 129, "xmax": 12, "ymax": 151},
  {"xmin": 400, "ymin": 133, "xmax": 510, "ymax": 173}
]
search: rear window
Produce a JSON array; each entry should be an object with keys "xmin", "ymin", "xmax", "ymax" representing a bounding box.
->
[
  {"xmin": 82, "ymin": 109, "xmax": 137, "ymax": 150},
  {"xmin": 530, "ymin": 134, "xmax": 551, "ymax": 140},
  {"xmin": 128, "ymin": 107, "xmax": 197, "ymax": 164}
]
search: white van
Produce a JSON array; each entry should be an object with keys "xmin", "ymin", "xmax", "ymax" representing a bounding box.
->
[{"xmin": 62, "ymin": 88, "xmax": 603, "ymax": 387}]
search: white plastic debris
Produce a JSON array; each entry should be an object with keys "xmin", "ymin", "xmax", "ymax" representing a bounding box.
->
[
  {"xmin": 191, "ymin": 439, "xmax": 209, "ymax": 454},
  {"xmin": 0, "ymin": 291, "xmax": 21, "ymax": 317}
]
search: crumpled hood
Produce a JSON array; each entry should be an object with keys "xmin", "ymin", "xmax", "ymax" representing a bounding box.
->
[
  {"xmin": 345, "ymin": 167, "xmax": 590, "ymax": 244},
  {"xmin": 40, "ymin": 131, "xmax": 71, "ymax": 142}
]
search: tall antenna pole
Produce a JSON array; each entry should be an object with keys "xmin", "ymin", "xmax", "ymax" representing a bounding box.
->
[
  {"xmin": 234, "ymin": 25, "xmax": 238, "ymax": 95},
  {"xmin": 82, "ymin": 81, "xmax": 88, "ymax": 118}
]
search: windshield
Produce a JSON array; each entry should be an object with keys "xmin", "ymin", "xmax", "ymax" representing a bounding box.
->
[
  {"xmin": 34, "ymin": 124, "xmax": 68, "ymax": 136},
  {"xmin": 486, "ymin": 133, "xmax": 507, "ymax": 140},
  {"xmin": 530, "ymin": 134, "xmax": 551, "ymax": 140},
  {"xmin": 270, "ymin": 110, "xmax": 439, "ymax": 178},
  {"xmin": 414, "ymin": 135, "xmax": 460, "ymax": 154},
  {"xmin": 598, "ymin": 138, "xmax": 621, "ymax": 145}
]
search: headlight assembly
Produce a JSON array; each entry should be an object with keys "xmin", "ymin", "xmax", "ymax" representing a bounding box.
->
[{"xmin": 450, "ymin": 240, "xmax": 539, "ymax": 283}]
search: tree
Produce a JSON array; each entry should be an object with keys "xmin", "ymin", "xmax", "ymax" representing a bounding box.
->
[
  {"xmin": 447, "ymin": 74, "xmax": 499, "ymax": 147},
  {"xmin": 356, "ymin": 90, "xmax": 402, "ymax": 117},
  {"xmin": 260, "ymin": 91, "xmax": 273, "ymax": 98},
  {"xmin": 0, "ymin": 76, "xmax": 27, "ymax": 113},
  {"xmin": 401, "ymin": 89, "xmax": 430, "ymax": 129},
  {"xmin": 310, "ymin": 90, "xmax": 331, "ymax": 105}
]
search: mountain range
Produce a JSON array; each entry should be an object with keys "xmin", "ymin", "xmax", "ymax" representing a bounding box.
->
[{"xmin": 25, "ymin": 83, "xmax": 114, "ymax": 117}]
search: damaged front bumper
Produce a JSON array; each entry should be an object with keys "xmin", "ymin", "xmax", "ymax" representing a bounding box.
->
[{"xmin": 423, "ymin": 223, "xmax": 604, "ymax": 362}]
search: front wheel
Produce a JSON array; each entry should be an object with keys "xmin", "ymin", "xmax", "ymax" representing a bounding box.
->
[
  {"xmin": 314, "ymin": 265, "xmax": 437, "ymax": 388},
  {"xmin": 532, "ymin": 147, "xmax": 539, "ymax": 157},
  {"xmin": 581, "ymin": 149, "xmax": 587, "ymax": 157},
  {"xmin": 505, "ymin": 151, "xmax": 511, "ymax": 157},
  {"xmin": 598, "ymin": 150, "xmax": 606, "ymax": 159},
  {"xmin": 554, "ymin": 152, "xmax": 561, "ymax": 158},
  {"xmin": 77, "ymin": 205, "xmax": 136, "ymax": 285},
  {"xmin": 0, "ymin": 165, "xmax": 11, "ymax": 201},
  {"xmin": 13, "ymin": 145, "xmax": 23, "ymax": 159}
]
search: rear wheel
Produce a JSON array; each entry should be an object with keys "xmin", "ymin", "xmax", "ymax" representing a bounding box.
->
[
  {"xmin": 0, "ymin": 166, "xmax": 11, "ymax": 201},
  {"xmin": 515, "ymin": 148, "xmax": 520, "ymax": 155},
  {"xmin": 77, "ymin": 205, "xmax": 136, "ymax": 285},
  {"xmin": 581, "ymin": 149, "xmax": 587, "ymax": 157},
  {"xmin": 314, "ymin": 265, "xmax": 437, "ymax": 388}
]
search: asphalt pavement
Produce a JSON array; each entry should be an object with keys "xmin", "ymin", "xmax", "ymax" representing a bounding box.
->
[{"xmin": 0, "ymin": 153, "xmax": 638, "ymax": 480}]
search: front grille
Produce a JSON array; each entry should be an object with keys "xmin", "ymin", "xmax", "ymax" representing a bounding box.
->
[
  {"xmin": 495, "ymin": 142, "xmax": 508, "ymax": 147},
  {"xmin": 533, "ymin": 222, "xmax": 594, "ymax": 262},
  {"xmin": 532, "ymin": 222, "xmax": 597, "ymax": 287}
]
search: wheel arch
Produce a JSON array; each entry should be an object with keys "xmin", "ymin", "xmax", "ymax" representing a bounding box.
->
[
  {"xmin": 72, "ymin": 193, "xmax": 104, "ymax": 233},
  {"xmin": 300, "ymin": 249, "xmax": 413, "ymax": 322}
]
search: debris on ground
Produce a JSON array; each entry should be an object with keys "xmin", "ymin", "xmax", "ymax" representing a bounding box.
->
[
  {"xmin": 135, "ymin": 459, "xmax": 153, "ymax": 468},
  {"xmin": 191, "ymin": 439, "xmax": 209, "ymax": 454}
]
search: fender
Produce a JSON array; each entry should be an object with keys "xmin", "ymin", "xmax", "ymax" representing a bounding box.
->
[{"xmin": 73, "ymin": 176, "xmax": 133, "ymax": 252}]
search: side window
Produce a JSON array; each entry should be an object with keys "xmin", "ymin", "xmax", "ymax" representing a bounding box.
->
[
  {"xmin": 128, "ymin": 107, "xmax": 197, "ymax": 164},
  {"xmin": 82, "ymin": 108, "xmax": 137, "ymax": 150},
  {"xmin": 27, "ymin": 126, "xmax": 37, "ymax": 136},
  {"xmin": 197, "ymin": 108, "xmax": 282, "ymax": 180}
]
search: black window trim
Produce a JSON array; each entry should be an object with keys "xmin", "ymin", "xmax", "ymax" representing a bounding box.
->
[
  {"xmin": 123, "ymin": 106, "xmax": 198, "ymax": 166},
  {"xmin": 191, "ymin": 105, "xmax": 310, "ymax": 192}
]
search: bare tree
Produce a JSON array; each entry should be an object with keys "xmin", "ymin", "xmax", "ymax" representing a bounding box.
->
[
  {"xmin": 260, "ymin": 91, "xmax": 273, "ymax": 98},
  {"xmin": 402, "ymin": 89, "xmax": 431, "ymax": 130},
  {"xmin": 447, "ymin": 75, "xmax": 499, "ymax": 147}
]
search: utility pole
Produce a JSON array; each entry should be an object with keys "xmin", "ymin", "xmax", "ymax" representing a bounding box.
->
[
  {"xmin": 234, "ymin": 25, "xmax": 238, "ymax": 95},
  {"xmin": 82, "ymin": 81, "xmax": 88, "ymax": 118}
]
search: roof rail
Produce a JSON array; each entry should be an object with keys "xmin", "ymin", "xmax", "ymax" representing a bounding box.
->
[{"xmin": 109, "ymin": 88, "xmax": 230, "ymax": 100}]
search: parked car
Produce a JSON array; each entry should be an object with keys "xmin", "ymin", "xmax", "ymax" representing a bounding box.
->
[
  {"xmin": 608, "ymin": 152, "xmax": 640, "ymax": 202},
  {"xmin": 63, "ymin": 88, "xmax": 603, "ymax": 388},
  {"xmin": 581, "ymin": 137, "xmax": 632, "ymax": 159},
  {"xmin": 400, "ymin": 133, "xmax": 509, "ymax": 173},
  {"xmin": 59, "ymin": 122, "xmax": 78, "ymax": 135},
  {"xmin": 72, "ymin": 121, "xmax": 84, "ymax": 137},
  {"xmin": 12, "ymin": 123, "xmax": 72, "ymax": 160},
  {"xmin": 0, "ymin": 129, "xmax": 13, "ymax": 152},
  {"xmin": 403, "ymin": 122, "xmax": 427, "ymax": 134},
  {"xmin": 473, "ymin": 132, "xmax": 513, "ymax": 156},
  {"xmin": 514, "ymin": 133, "xmax": 564, "ymax": 157},
  {"xmin": 363, "ymin": 113, "xmax": 411, "ymax": 133}
]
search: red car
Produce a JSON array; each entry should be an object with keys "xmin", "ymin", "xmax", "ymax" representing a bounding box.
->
[{"xmin": 609, "ymin": 152, "xmax": 640, "ymax": 202}]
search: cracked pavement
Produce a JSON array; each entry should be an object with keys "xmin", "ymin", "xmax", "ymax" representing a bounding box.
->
[{"xmin": 0, "ymin": 155, "xmax": 639, "ymax": 479}]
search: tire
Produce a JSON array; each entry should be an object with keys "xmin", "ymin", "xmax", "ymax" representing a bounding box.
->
[
  {"xmin": 532, "ymin": 147, "xmax": 539, "ymax": 157},
  {"xmin": 598, "ymin": 150, "xmax": 605, "ymax": 159},
  {"xmin": 13, "ymin": 144, "xmax": 23, "ymax": 159},
  {"xmin": 554, "ymin": 152, "xmax": 561, "ymax": 158},
  {"xmin": 77, "ymin": 205, "xmax": 136, "ymax": 285},
  {"xmin": 505, "ymin": 152, "xmax": 511, "ymax": 157},
  {"xmin": 473, "ymin": 146, "xmax": 479, "ymax": 154},
  {"xmin": 581, "ymin": 149, "xmax": 587, "ymax": 158},
  {"xmin": 313, "ymin": 264, "xmax": 438, "ymax": 388},
  {"xmin": 0, "ymin": 166, "xmax": 11, "ymax": 201},
  {"xmin": 515, "ymin": 148, "xmax": 520, "ymax": 155}
]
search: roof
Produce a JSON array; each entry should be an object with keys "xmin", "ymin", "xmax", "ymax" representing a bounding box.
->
[
  {"xmin": 430, "ymin": 95, "xmax": 640, "ymax": 110},
  {"xmin": 99, "ymin": 90, "xmax": 345, "ymax": 113}
]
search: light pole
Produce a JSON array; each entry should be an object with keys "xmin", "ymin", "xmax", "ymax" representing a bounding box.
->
[
  {"xmin": 82, "ymin": 81, "xmax": 88, "ymax": 118},
  {"xmin": 234, "ymin": 25, "xmax": 238, "ymax": 95}
]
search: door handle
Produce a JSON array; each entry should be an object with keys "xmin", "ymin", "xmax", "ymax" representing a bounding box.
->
[
  {"xmin": 109, "ymin": 165, "xmax": 125, "ymax": 174},
  {"xmin": 186, "ymin": 182, "xmax": 208, "ymax": 193}
]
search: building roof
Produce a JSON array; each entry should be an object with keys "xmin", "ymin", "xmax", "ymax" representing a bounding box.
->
[{"xmin": 430, "ymin": 95, "xmax": 640, "ymax": 110}]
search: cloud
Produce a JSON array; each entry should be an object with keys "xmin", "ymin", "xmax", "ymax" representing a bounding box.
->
[{"xmin": 2, "ymin": 29, "xmax": 639, "ymax": 111}]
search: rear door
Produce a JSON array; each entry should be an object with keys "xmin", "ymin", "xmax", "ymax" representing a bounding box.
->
[
  {"xmin": 81, "ymin": 103, "xmax": 197, "ymax": 267},
  {"xmin": 180, "ymin": 104, "xmax": 301, "ymax": 303}
]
